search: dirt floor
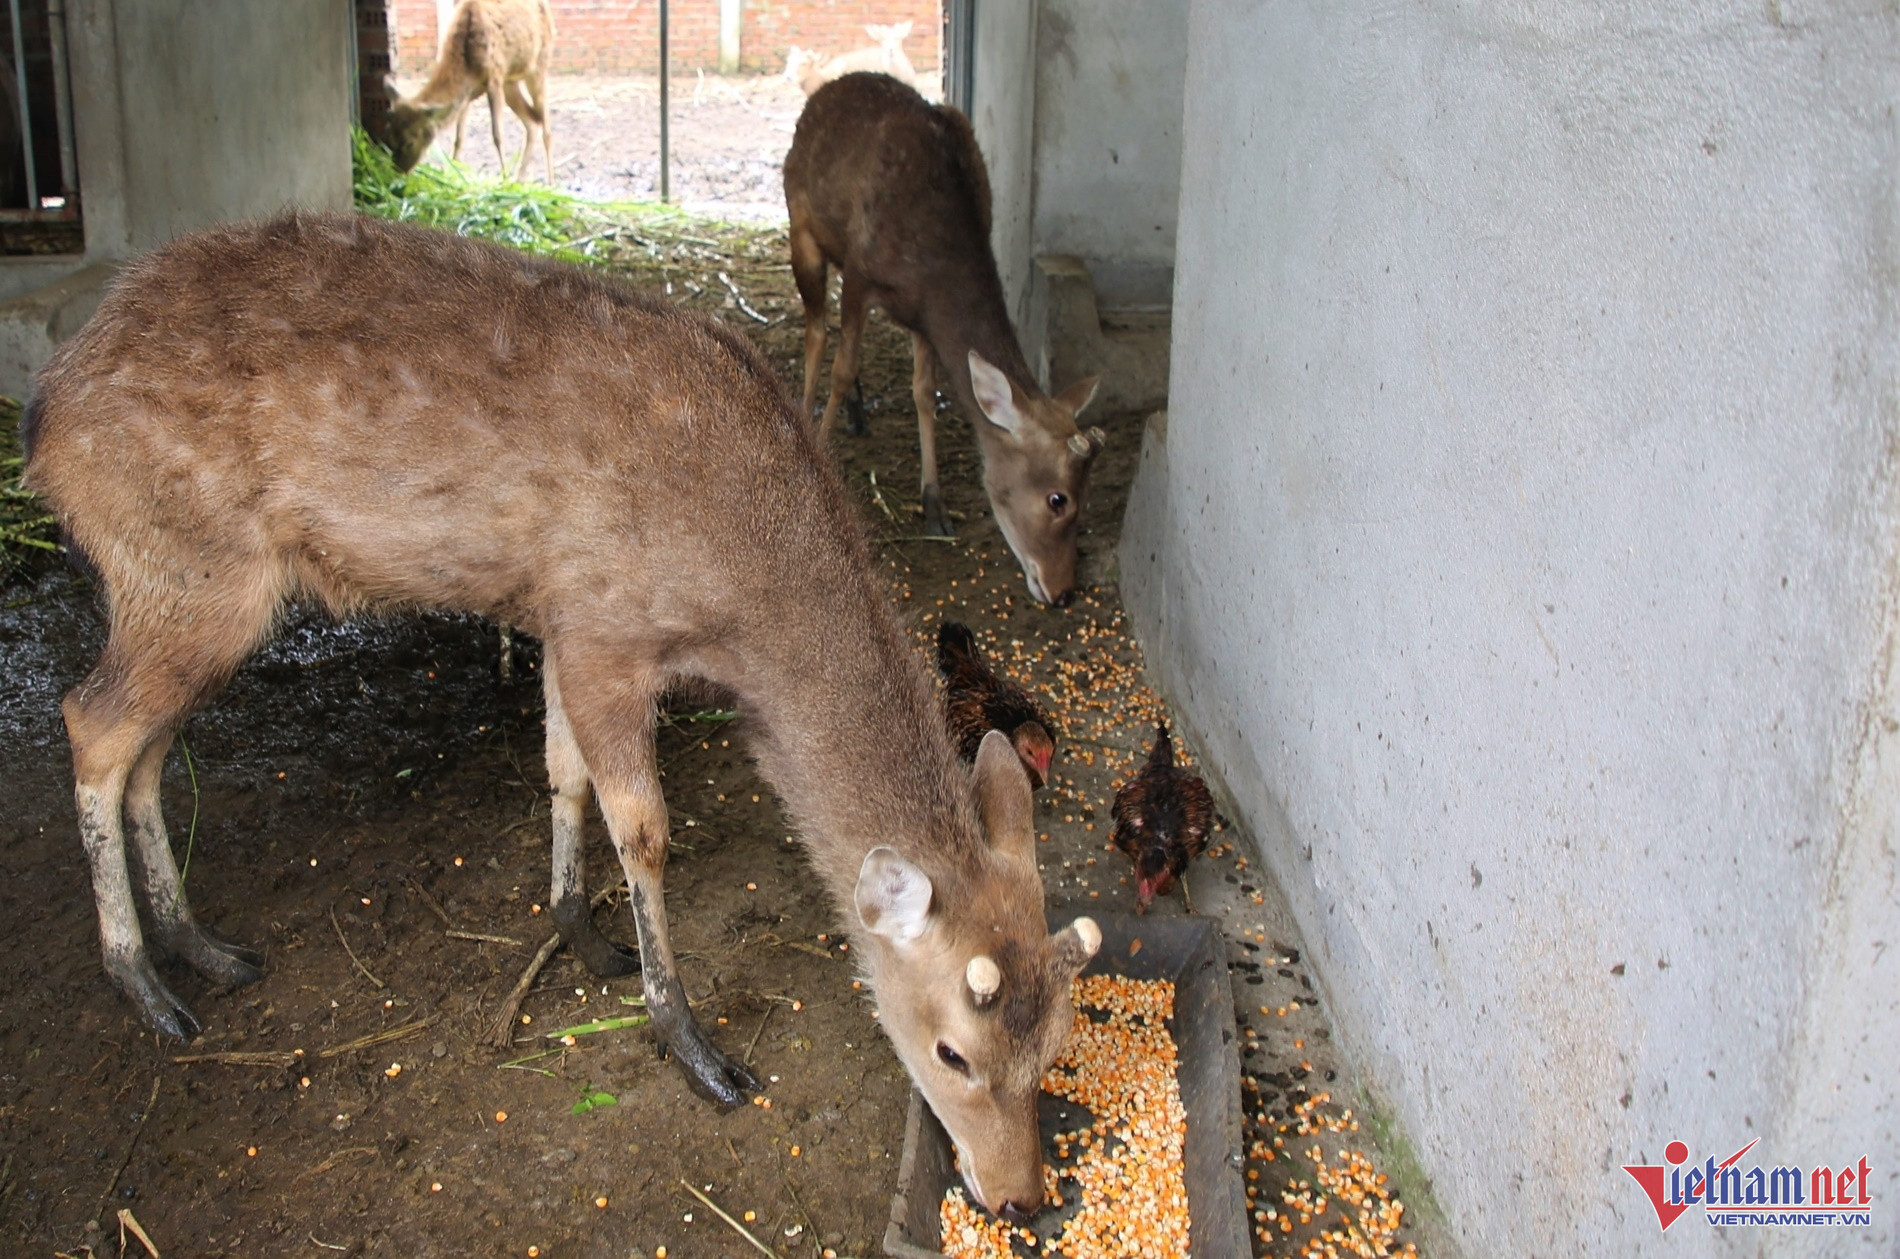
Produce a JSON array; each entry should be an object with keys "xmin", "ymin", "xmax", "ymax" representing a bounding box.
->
[
  {"xmin": 401, "ymin": 72, "xmax": 810, "ymax": 221},
  {"xmin": 0, "ymin": 217, "xmax": 1429, "ymax": 1257}
]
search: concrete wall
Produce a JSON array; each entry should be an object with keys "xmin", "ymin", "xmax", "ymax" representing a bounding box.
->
[
  {"xmin": 0, "ymin": 0, "xmax": 352, "ymax": 397},
  {"xmin": 967, "ymin": 0, "xmax": 1037, "ymax": 333},
  {"xmin": 1122, "ymin": 2, "xmax": 1900, "ymax": 1256},
  {"xmin": 1030, "ymin": 0, "xmax": 1183, "ymax": 308},
  {"xmin": 113, "ymin": 0, "xmax": 353, "ymax": 251}
]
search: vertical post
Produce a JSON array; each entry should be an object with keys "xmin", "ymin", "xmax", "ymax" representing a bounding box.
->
[
  {"xmin": 7, "ymin": 0, "xmax": 37, "ymax": 211},
  {"xmin": 45, "ymin": 0, "xmax": 76, "ymax": 201},
  {"xmin": 658, "ymin": 0, "xmax": 670, "ymax": 203},
  {"xmin": 717, "ymin": 0, "xmax": 741, "ymax": 75}
]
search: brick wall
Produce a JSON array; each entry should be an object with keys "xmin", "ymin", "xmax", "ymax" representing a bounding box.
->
[{"xmin": 389, "ymin": 0, "xmax": 941, "ymax": 77}]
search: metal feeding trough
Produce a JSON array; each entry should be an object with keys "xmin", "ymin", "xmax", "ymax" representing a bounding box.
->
[{"xmin": 884, "ymin": 913, "xmax": 1248, "ymax": 1257}]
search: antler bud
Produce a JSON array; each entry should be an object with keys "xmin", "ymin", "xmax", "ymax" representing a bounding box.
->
[
  {"xmin": 1072, "ymin": 916, "xmax": 1102, "ymax": 958},
  {"xmin": 1050, "ymin": 916, "xmax": 1103, "ymax": 976},
  {"xmin": 1067, "ymin": 433, "xmax": 1092, "ymax": 457},
  {"xmin": 1087, "ymin": 426, "xmax": 1106, "ymax": 450},
  {"xmin": 966, "ymin": 954, "xmax": 1001, "ymax": 1003}
]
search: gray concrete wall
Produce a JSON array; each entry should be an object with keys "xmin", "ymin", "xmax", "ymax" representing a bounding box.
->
[
  {"xmin": 0, "ymin": 0, "xmax": 352, "ymax": 397},
  {"xmin": 113, "ymin": 0, "xmax": 353, "ymax": 250},
  {"xmin": 1122, "ymin": 2, "xmax": 1900, "ymax": 1255},
  {"xmin": 969, "ymin": 0, "xmax": 1038, "ymax": 333},
  {"xmin": 1030, "ymin": 0, "xmax": 1183, "ymax": 309}
]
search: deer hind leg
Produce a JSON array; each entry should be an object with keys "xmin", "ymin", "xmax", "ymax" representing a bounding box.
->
[
  {"xmin": 503, "ymin": 79, "xmax": 540, "ymax": 182},
  {"xmin": 555, "ymin": 646, "xmax": 761, "ymax": 1107},
  {"xmin": 451, "ymin": 100, "xmax": 472, "ymax": 161},
  {"xmin": 911, "ymin": 331, "xmax": 951, "ymax": 536},
  {"xmin": 789, "ymin": 222, "xmax": 829, "ymax": 425},
  {"xmin": 817, "ymin": 271, "xmax": 869, "ymax": 442},
  {"xmin": 66, "ymin": 576, "xmax": 280, "ymax": 1035},
  {"xmin": 487, "ymin": 79, "xmax": 510, "ymax": 176},
  {"xmin": 524, "ymin": 62, "xmax": 553, "ymax": 182},
  {"xmin": 125, "ymin": 730, "xmax": 264, "ymax": 989},
  {"xmin": 543, "ymin": 655, "xmax": 640, "ymax": 977}
]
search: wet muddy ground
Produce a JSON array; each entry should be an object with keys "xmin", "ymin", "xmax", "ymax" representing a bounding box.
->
[{"xmin": 0, "ymin": 221, "xmax": 1429, "ymax": 1258}]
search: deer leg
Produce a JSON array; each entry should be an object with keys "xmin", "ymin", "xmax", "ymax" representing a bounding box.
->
[
  {"xmin": 817, "ymin": 273, "xmax": 868, "ymax": 442},
  {"xmin": 125, "ymin": 731, "xmax": 264, "ymax": 988},
  {"xmin": 845, "ymin": 377, "xmax": 868, "ymax": 438},
  {"xmin": 911, "ymin": 331, "xmax": 951, "ymax": 536},
  {"xmin": 526, "ymin": 64, "xmax": 554, "ymax": 182},
  {"xmin": 503, "ymin": 79, "xmax": 538, "ymax": 182},
  {"xmin": 559, "ymin": 657, "xmax": 760, "ymax": 1107},
  {"xmin": 543, "ymin": 656, "xmax": 640, "ymax": 977},
  {"xmin": 789, "ymin": 224, "xmax": 828, "ymax": 424},
  {"xmin": 451, "ymin": 101, "xmax": 471, "ymax": 161},
  {"xmin": 487, "ymin": 81, "xmax": 509, "ymax": 176}
]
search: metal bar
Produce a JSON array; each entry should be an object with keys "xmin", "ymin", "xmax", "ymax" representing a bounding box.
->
[
  {"xmin": 7, "ymin": 0, "xmax": 36, "ymax": 210},
  {"xmin": 45, "ymin": 0, "xmax": 74, "ymax": 199},
  {"xmin": 658, "ymin": 0, "xmax": 669, "ymax": 203}
]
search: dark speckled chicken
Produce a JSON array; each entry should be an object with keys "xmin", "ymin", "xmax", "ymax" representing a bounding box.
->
[
  {"xmin": 1110, "ymin": 724, "xmax": 1215, "ymax": 912},
  {"xmin": 935, "ymin": 620, "xmax": 1056, "ymax": 789}
]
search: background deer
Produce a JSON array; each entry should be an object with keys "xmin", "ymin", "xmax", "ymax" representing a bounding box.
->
[
  {"xmin": 24, "ymin": 213, "xmax": 1098, "ymax": 1214},
  {"xmin": 784, "ymin": 73, "xmax": 1103, "ymax": 606},
  {"xmin": 385, "ymin": 0, "xmax": 554, "ymax": 181},
  {"xmin": 783, "ymin": 22, "xmax": 921, "ymax": 96}
]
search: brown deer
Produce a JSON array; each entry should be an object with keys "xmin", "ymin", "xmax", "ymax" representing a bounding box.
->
[
  {"xmin": 385, "ymin": 0, "xmax": 554, "ymax": 181},
  {"xmin": 784, "ymin": 73, "xmax": 1104, "ymax": 606},
  {"xmin": 23, "ymin": 213, "xmax": 1097, "ymax": 1216}
]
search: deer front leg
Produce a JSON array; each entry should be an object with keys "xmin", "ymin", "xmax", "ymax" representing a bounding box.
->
[
  {"xmin": 543, "ymin": 657, "xmax": 641, "ymax": 977},
  {"xmin": 487, "ymin": 80, "xmax": 509, "ymax": 176},
  {"xmin": 912, "ymin": 331, "xmax": 951, "ymax": 536},
  {"xmin": 124, "ymin": 731, "xmax": 263, "ymax": 988},
  {"xmin": 451, "ymin": 100, "xmax": 471, "ymax": 161},
  {"xmin": 563, "ymin": 664, "xmax": 760, "ymax": 1106}
]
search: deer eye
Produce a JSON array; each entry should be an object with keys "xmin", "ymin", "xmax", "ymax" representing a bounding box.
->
[
  {"xmin": 1047, "ymin": 492, "xmax": 1069, "ymax": 515},
  {"xmin": 936, "ymin": 1041, "xmax": 969, "ymax": 1073}
]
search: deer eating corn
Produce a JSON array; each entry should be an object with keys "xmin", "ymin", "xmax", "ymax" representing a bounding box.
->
[{"xmin": 942, "ymin": 974, "xmax": 1190, "ymax": 1258}]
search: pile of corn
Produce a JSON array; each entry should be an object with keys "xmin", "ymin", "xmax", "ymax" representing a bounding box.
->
[{"xmin": 941, "ymin": 975, "xmax": 1189, "ymax": 1259}]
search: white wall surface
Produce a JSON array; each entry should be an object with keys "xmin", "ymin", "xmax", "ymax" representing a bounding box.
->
[
  {"xmin": 1122, "ymin": 2, "xmax": 1900, "ymax": 1255},
  {"xmin": 969, "ymin": 0, "xmax": 1038, "ymax": 332},
  {"xmin": 1031, "ymin": 0, "xmax": 1184, "ymax": 306}
]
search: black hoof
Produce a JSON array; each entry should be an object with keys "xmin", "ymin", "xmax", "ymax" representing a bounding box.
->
[
  {"xmin": 158, "ymin": 923, "xmax": 265, "ymax": 988},
  {"xmin": 922, "ymin": 486, "xmax": 952, "ymax": 538},
  {"xmin": 845, "ymin": 381, "xmax": 868, "ymax": 436},
  {"xmin": 110, "ymin": 955, "xmax": 202, "ymax": 1039},
  {"xmin": 553, "ymin": 904, "xmax": 643, "ymax": 978},
  {"xmin": 658, "ymin": 1019, "xmax": 764, "ymax": 1108}
]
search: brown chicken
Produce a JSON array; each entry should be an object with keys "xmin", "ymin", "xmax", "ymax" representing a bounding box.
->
[
  {"xmin": 936, "ymin": 620, "xmax": 1056, "ymax": 788},
  {"xmin": 1111, "ymin": 724, "xmax": 1215, "ymax": 912}
]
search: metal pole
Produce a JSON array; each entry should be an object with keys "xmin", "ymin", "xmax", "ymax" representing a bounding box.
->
[
  {"xmin": 7, "ymin": 0, "xmax": 37, "ymax": 211},
  {"xmin": 44, "ymin": 0, "xmax": 75, "ymax": 201},
  {"xmin": 658, "ymin": 0, "xmax": 669, "ymax": 203}
]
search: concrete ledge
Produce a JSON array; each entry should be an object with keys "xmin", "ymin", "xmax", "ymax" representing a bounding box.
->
[
  {"xmin": 1028, "ymin": 253, "xmax": 1170, "ymax": 415},
  {"xmin": 0, "ymin": 261, "xmax": 115, "ymax": 400}
]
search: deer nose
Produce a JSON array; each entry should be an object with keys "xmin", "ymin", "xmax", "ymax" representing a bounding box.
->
[
  {"xmin": 999, "ymin": 1200, "xmax": 1036, "ymax": 1226},
  {"xmin": 1050, "ymin": 587, "xmax": 1075, "ymax": 608}
]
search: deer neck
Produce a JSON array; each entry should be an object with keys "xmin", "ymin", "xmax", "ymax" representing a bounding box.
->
[
  {"xmin": 919, "ymin": 273, "xmax": 1043, "ymax": 442},
  {"xmin": 718, "ymin": 580, "xmax": 983, "ymax": 914}
]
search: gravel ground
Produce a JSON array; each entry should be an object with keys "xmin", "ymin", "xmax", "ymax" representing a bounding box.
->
[{"xmin": 396, "ymin": 71, "xmax": 814, "ymax": 221}]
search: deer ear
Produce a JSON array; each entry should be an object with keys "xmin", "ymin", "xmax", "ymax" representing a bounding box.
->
[
  {"xmin": 968, "ymin": 351, "xmax": 1023, "ymax": 437},
  {"xmin": 974, "ymin": 729, "xmax": 1035, "ymax": 867},
  {"xmin": 1055, "ymin": 375, "xmax": 1100, "ymax": 418},
  {"xmin": 855, "ymin": 846, "xmax": 934, "ymax": 945}
]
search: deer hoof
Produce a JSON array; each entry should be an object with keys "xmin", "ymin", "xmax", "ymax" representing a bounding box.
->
[
  {"xmin": 554, "ymin": 902, "xmax": 644, "ymax": 978},
  {"xmin": 659, "ymin": 1019, "xmax": 764, "ymax": 1108},
  {"xmin": 161, "ymin": 924, "xmax": 265, "ymax": 988},
  {"xmin": 922, "ymin": 486, "xmax": 952, "ymax": 537},
  {"xmin": 845, "ymin": 385, "xmax": 869, "ymax": 436},
  {"xmin": 109, "ymin": 953, "xmax": 203, "ymax": 1039}
]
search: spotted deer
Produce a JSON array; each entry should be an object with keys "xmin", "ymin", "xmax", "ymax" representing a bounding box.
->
[
  {"xmin": 385, "ymin": 0, "xmax": 554, "ymax": 181},
  {"xmin": 24, "ymin": 213, "xmax": 1098, "ymax": 1218},
  {"xmin": 784, "ymin": 73, "xmax": 1104, "ymax": 606}
]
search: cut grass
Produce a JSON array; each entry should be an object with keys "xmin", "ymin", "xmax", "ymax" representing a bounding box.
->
[{"xmin": 0, "ymin": 396, "xmax": 58, "ymax": 584}]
